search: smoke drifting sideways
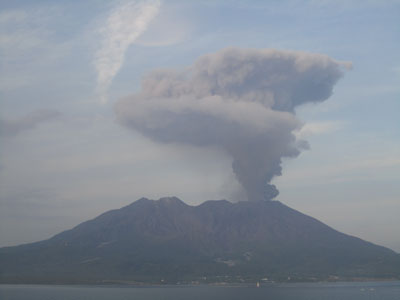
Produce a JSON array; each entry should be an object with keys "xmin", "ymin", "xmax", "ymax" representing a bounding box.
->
[{"xmin": 115, "ymin": 48, "xmax": 350, "ymax": 201}]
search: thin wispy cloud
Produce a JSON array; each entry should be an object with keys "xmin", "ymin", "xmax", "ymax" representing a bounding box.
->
[
  {"xmin": 94, "ymin": 0, "xmax": 161, "ymax": 104},
  {"xmin": 295, "ymin": 121, "xmax": 345, "ymax": 139},
  {"xmin": 0, "ymin": 110, "xmax": 61, "ymax": 137}
]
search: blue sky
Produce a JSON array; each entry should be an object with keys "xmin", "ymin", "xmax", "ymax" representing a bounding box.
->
[{"xmin": 0, "ymin": 0, "xmax": 399, "ymax": 251}]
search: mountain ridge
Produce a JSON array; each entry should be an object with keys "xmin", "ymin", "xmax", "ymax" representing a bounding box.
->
[{"xmin": 1, "ymin": 197, "xmax": 399, "ymax": 284}]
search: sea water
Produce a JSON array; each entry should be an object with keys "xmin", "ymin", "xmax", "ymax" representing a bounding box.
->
[{"xmin": 0, "ymin": 281, "xmax": 399, "ymax": 300}]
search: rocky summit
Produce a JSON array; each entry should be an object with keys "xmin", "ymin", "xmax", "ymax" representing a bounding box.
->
[{"xmin": 1, "ymin": 197, "xmax": 399, "ymax": 284}]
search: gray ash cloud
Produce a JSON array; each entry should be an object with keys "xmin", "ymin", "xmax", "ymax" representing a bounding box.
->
[{"xmin": 115, "ymin": 48, "xmax": 350, "ymax": 201}]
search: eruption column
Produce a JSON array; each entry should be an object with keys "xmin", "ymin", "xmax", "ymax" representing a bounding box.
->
[{"xmin": 115, "ymin": 48, "xmax": 350, "ymax": 201}]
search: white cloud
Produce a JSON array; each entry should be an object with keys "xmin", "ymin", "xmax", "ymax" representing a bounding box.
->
[
  {"xmin": 134, "ymin": 4, "xmax": 190, "ymax": 47},
  {"xmin": 94, "ymin": 0, "xmax": 161, "ymax": 104},
  {"xmin": 295, "ymin": 121, "xmax": 345, "ymax": 139}
]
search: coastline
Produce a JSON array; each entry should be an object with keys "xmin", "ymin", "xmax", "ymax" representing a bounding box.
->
[{"xmin": 1, "ymin": 278, "xmax": 399, "ymax": 287}]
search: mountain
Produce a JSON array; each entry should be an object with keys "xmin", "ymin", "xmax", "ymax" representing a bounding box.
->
[{"xmin": 1, "ymin": 197, "xmax": 399, "ymax": 284}]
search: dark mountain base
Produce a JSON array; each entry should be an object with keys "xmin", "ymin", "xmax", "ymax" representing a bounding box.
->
[{"xmin": 1, "ymin": 197, "xmax": 399, "ymax": 284}]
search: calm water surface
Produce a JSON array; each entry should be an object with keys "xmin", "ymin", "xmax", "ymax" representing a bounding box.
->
[{"xmin": 1, "ymin": 281, "xmax": 399, "ymax": 300}]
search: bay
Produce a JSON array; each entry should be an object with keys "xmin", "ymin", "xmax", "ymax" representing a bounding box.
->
[{"xmin": 0, "ymin": 281, "xmax": 399, "ymax": 300}]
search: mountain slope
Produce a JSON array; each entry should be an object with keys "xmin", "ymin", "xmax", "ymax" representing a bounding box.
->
[{"xmin": 1, "ymin": 197, "xmax": 399, "ymax": 284}]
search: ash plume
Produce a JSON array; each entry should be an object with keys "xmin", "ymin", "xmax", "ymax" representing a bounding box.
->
[{"xmin": 115, "ymin": 48, "xmax": 350, "ymax": 201}]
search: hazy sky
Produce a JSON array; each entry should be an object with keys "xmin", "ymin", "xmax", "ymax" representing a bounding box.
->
[{"xmin": 0, "ymin": 0, "xmax": 399, "ymax": 252}]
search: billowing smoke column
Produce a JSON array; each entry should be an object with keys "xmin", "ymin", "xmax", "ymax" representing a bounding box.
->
[{"xmin": 115, "ymin": 48, "xmax": 350, "ymax": 201}]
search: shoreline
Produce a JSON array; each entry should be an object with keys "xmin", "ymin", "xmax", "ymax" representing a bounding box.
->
[{"xmin": 1, "ymin": 278, "xmax": 399, "ymax": 287}]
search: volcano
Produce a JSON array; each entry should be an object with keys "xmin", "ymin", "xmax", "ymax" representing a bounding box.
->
[{"xmin": 1, "ymin": 197, "xmax": 399, "ymax": 284}]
